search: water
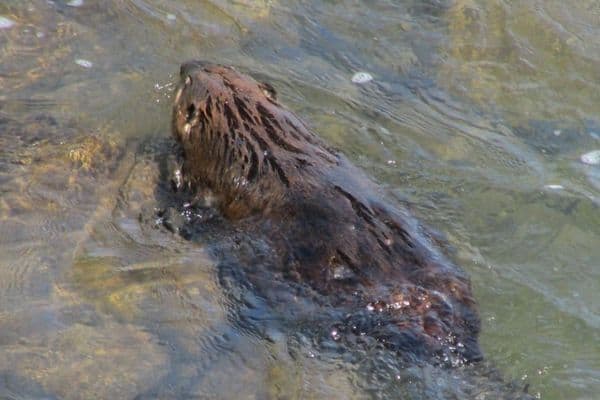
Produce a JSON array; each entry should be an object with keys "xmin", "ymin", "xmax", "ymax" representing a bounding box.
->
[{"xmin": 0, "ymin": 1, "xmax": 598, "ymax": 398}]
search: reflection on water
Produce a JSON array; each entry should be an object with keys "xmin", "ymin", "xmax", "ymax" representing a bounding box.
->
[{"xmin": 0, "ymin": 0, "xmax": 598, "ymax": 399}]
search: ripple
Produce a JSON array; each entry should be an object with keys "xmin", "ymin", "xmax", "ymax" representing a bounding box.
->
[
  {"xmin": 0, "ymin": 321, "xmax": 168, "ymax": 399},
  {"xmin": 0, "ymin": 16, "xmax": 15, "ymax": 30},
  {"xmin": 442, "ymin": 1, "xmax": 600, "ymax": 124}
]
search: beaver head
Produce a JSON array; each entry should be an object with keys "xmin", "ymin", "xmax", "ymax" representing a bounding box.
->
[
  {"xmin": 173, "ymin": 61, "xmax": 278, "ymax": 145},
  {"xmin": 172, "ymin": 61, "xmax": 337, "ymax": 218}
]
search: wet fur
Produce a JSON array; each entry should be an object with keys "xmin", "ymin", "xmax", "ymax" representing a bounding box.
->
[{"xmin": 172, "ymin": 61, "xmax": 482, "ymax": 364}]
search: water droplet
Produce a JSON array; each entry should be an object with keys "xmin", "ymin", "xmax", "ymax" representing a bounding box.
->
[
  {"xmin": 330, "ymin": 329, "xmax": 341, "ymax": 341},
  {"xmin": 0, "ymin": 16, "xmax": 16, "ymax": 30},
  {"xmin": 332, "ymin": 265, "xmax": 354, "ymax": 280},
  {"xmin": 75, "ymin": 59, "xmax": 93, "ymax": 68},
  {"xmin": 580, "ymin": 150, "xmax": 600, "ymax": 165},
  {"xmin": 166, "ymin": 13, "xmax": 176, "ymax": 21},
  {"xmin": 67, "ymin": 0, "xmax": 84, "ymax": 7},
  {"xmin": 544, "ymin": 184, "xmax": 564, "ymax": 190},
  {"xmin": 351, "ymin": 71, "xmax": 373, "ymax": 84}
]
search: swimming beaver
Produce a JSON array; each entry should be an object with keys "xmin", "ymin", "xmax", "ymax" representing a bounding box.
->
[{"xmin": 171, "ymin": 61, "xmax": 482, "ymax": 365}]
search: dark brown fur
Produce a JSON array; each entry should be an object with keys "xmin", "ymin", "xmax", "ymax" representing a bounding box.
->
[{"xmin": 172, "ymin": 61, "xmax": 482, "ymax": 364}]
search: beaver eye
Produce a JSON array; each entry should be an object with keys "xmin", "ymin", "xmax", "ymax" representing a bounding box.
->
[{"xmin": 186, "ymin": 103, "xmax": 196, "ymax": 122}]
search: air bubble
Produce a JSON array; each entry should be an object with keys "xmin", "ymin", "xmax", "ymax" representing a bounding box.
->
[
  {"xmin": 351, "ymin": 71, "xmax": 373, "ymax": 84},
  {"xmin": 580, "ymin": 150, "xmax": 600, "ymax": 165},
  {"xmin": 75, "ymin": 59, "xmax": 93, "ymax": 68}
]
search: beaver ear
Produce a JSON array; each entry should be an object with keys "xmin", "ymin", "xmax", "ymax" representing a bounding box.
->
[{"xmin": 259, "ymin": 82, "xmax": 277, "ymax": 101}]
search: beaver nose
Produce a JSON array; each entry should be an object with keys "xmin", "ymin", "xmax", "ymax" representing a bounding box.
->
[{"xmin": 180, "ymin": 60, "xmax": 210, "ymax": 79}]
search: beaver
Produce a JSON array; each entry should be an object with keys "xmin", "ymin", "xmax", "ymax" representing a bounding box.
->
[{"xmin": 171, "ymin": 61, "xmax": 482, "ymax": 365}]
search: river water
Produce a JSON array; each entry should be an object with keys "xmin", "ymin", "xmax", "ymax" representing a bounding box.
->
[{"xmin": 0, "ymin": 1, "xmax": 598, "ymax": 399}]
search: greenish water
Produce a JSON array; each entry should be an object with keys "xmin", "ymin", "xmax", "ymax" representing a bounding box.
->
[{"xmin": 0, "ymin": 1, "xmax": 598, "ymax": 399}]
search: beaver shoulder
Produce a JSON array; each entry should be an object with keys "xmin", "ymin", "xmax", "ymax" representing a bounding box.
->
[{"xmin": 171, "ymin": 61, "xmax": 481, "ymax": 364}]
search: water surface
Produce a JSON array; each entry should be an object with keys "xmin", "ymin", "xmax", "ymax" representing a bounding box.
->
[{"xmin": 0, "ymin": 1, "xmax": 598, "ymax": 399}]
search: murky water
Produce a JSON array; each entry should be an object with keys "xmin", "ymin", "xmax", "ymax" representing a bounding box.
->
[{"xmin": 0, "ymin": 1, "xmax": 598, "ymax": 399}]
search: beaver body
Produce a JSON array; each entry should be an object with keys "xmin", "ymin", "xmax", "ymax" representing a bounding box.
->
[{"xmin": 171, "ymin": 61, "xmax": 482, "ymax": 364}]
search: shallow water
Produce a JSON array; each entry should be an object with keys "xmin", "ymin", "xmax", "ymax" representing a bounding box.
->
[{"xmin": 0, "ymin": 1, "xmax": 598, "ymax": 399}]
